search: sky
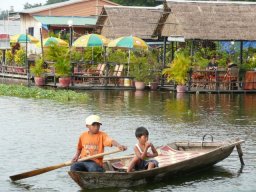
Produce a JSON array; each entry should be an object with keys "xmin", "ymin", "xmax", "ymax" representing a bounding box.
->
[{"xmin": 1, "ymin": 0, "xmax": 47, "ymax": 11}]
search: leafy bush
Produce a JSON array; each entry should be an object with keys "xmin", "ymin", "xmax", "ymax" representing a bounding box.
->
[
  {"xmin": 54, "ymin": 57, "xmax": 71, "ymax": 77},
  {"xmin": 6, "ymin": 50, "xmax": 14, "ymax": 65},
  {"xmin": 242, "ymin": 53, "xmax": 256, "ymax": 70},
  {"xmin": 14, "ymin": 48, "xmax": 26, "ymax": 66},
  {"xmin": 163, "ymin": 51, "xmax": 191, "ymax": 85},
  {"xmin": 130, "ymin": 54, "xmax": 149, "ymax": 83},
  {"xmin": 30, "ymin": 57, "xmax": 45, "ymax": 77},
  {"xmin": 0, "ymin": 84, "xmax": 88, "ymax": 104},
  {"xmin": 44, "ymin": 43, "xmax": 71, "ymax": 77},
  {"xmin": 71, "ymin": 48, "xmax": 83, "ymax": 62},
  {"xmin": 44, "ymin": 43, "xmax": 69, "ymax": 62},
  {"xmin": 83, "ymin": 47, "xmax": 104, "ymax": 63},
  {"xmin": 107, "ymin": 49, "xmax": 127, "ymax": 64}
]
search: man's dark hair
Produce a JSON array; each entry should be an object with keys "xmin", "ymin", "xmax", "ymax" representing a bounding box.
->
[{"xmin": 135, "ymin": 127, "xmax": 149, "ymax": 138}]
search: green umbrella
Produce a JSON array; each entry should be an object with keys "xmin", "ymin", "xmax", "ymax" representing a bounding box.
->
[{"xmin": 10, "ymin": 34, "xmax": 39, "ymax": 43}]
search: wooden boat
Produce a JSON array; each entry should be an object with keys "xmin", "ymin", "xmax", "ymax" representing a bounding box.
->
[{"xmin": 68, "ymin": 138, "xmax": 244, "ymax": 189}]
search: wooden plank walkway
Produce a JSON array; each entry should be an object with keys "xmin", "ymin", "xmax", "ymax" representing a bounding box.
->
[{"xmin": 1, "ymin": 72, "xmax": 256, "ymax": 93}]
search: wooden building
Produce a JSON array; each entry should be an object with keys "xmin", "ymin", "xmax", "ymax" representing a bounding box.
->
[{"xmin": 19, "ymin": 0, "xmax": 119, "ymax": 39}]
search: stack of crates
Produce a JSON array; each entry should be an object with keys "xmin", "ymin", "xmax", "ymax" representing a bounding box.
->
[
  {"xmin": 0, "ymin": 34, "xmax": 10, "ymax": 49},
  {"xmin": 0, "ymin": 34, "xmax": 10, "ymax": 65}
]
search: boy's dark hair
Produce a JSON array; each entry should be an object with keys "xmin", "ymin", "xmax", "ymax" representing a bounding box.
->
[{"xmin": 135, "ymin": 127, "xmax": 149, "ymax": 138}]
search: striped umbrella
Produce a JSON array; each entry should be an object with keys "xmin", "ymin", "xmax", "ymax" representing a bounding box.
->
[
  {"xmin": 108, "ymin": 36, "xmax": 148, "ymax": 75},
  {"xmin": 108, "ymin": 36, "xmax": 148, "ymax": 50},
  {"xmin": 73, "ymin": 34, "xmax": 109, "ymax": 62},
  {"xmin": 38, "ymin": 37, "xmax": 68, "ymax": 47},
  {"xmin": 10, "ymin": 34, "xmax": 39, "ymax": 43},
  {"xmin": 72, "ymin": 34, "xmax": 109, "ymax": 47}
]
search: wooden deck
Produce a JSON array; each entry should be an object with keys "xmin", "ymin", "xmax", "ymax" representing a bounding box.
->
[{"xmin": 1, "ymin": 71, "xmax": 256, "ymax": 93}]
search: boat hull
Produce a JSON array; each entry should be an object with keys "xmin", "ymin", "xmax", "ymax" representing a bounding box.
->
[{"xmin": 68, "ymin": 140, "xmax": 243, "ymax": 189}]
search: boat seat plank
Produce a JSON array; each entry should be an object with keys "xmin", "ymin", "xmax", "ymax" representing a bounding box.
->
[
  {"xmin": 110, "ymin": 145, "xmax": 207, "ymax": 170},
  {"xmin": 106, "ymin": 161, "xmax": 115, "ymax": 171},
  {"xmin": 155, "ymin": 145, "xmax": 206, "ymax": 167}
]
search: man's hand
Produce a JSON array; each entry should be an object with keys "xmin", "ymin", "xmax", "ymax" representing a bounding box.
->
[{"xmin": 71, "ymin": 155, "xmax": 79, "ymax": 163}]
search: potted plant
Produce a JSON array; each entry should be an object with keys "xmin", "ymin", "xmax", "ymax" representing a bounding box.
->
[
  {"xmin": 147, "ymin": 51, "xmax": 161, "ymax": 90},
  {"xmin": 129, "ymin": 55, "xmax": 149, "ymax": 90},
  {"xmin": 30, "ymin": 57, "xmax": 46, "ymax": 86},
  {"xmin": 44, "ymin": 44, "xmax": 71, "ymax": 87},
  {"xmin": 162, "ymin": 51, "xmax": 191, "ymax": 93},
  {"xmin": 54, "ymin": 57, "xmax": 72, "ymax": 87}
]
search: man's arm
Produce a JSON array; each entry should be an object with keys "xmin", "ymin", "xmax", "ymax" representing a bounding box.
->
[
  {"xmin": 71, "ymin": 148, "xmax": 82, "ymax": 162},
  {"xmin": 112, "ymin": 140, "xmax": 127, "ymax": 151}
]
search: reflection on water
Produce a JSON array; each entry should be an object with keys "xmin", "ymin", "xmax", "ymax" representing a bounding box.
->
[{"xmin": 0, "ymin": 91, "xmax": 255, "ymax": 192}]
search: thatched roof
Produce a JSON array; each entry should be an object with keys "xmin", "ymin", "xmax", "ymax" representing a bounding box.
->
[
  {"xmin": 154, "ymin": 0, "xmax": 256, "ymax": 41},
  {"xmin": 96, "ymin": 5, "xmax": 163, "ymax": 39}
]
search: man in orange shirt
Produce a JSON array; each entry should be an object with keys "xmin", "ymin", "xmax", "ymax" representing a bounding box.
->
[{"xmin": 70, "ymin": 115, "xmax": 127, "ymax": 172}]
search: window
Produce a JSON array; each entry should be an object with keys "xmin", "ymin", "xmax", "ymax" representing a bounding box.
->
[{"xmin": 28, "ymin": 27, "xmax": 34, "ymax": 36}]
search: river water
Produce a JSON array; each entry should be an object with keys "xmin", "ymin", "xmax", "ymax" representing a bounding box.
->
[{"xmin": 1, "ymin": 91, "xmax": 255, "ymax": 192}]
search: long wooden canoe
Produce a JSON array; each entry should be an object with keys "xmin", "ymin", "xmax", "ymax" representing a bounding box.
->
[{"xmin": 68, "ymin": 139, "xmax": 244, "ymax": 189}]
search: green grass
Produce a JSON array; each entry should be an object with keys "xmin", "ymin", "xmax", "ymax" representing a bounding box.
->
[{"xmin": 0, "ymin": 84, "xmax": 88, "ymax": 103}]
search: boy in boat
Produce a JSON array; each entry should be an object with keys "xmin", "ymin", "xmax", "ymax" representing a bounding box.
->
[
  {"xmin": 127, "ymin": 127, "xmax": 158, "ymax": 172},
  {"xmin": 70, "ymin": 115, "xmax": 127, "ymax": 172}
]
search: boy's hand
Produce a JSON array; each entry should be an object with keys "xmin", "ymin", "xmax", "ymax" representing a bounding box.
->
[
  {"xmin": 118, "ymin": 145, "xmax": 127, "ymax": 151},
  {"xmin": 145, "ymin": 141, "xmax": 152, "ymax": 148}
]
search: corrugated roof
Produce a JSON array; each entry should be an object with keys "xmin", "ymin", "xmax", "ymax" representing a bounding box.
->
[{"xmin": 33, "ymin": 15, "xmax": 97, "ymax": 26}]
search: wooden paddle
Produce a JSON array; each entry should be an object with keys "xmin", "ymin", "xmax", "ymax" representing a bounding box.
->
[{"xmin": 10, "ymin": 149, "xmax": 121, "ymax": 181}]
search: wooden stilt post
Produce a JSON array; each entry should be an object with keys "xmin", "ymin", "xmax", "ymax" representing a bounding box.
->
[{"xmin": 236, "ymin": 138, "xmax": 245, "ymax": 165}]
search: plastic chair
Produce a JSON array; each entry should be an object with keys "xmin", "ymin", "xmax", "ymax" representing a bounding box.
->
[{"xmin": 224, "ymin": 67, "xmax": 239, "ymax": 90}]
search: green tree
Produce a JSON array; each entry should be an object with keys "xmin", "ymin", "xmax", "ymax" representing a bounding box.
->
[
  {"xmin": 111, "ymin": 0, "xmax": 161, "ymax": 6},
  {"xmin": 24, "ymin": 3, "xmax": 43, "ymax": 9},
  {"xmin": 0, "ymin": 11, "xmax": 7, "ymax": 20},
  {"xmin": 45, "ymin": 0, "xmax": 68, "ymax": 5}
]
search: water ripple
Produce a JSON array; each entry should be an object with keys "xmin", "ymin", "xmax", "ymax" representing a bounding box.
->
[{"xmin": 1, "ymin": 93, "xmax": 256, "ymax": 192}]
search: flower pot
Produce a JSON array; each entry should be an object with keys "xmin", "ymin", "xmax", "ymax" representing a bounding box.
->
[
  {"xmin": 59, "ymin": 77, "xmax": 71, "ymax": 87},
  {"xmin": 176, "ymin": 85, "xmax": 187, "ymax": 93},
  {"xmin": 134, "ymin": 81, "xmax": 145, "ymax": 90},
  {"xmin": 149, "ymin": 82, "xmax": 158, "ymax": 90},
  {"xmin": 34, "ymin": 77, "xmax": 45, "ymax": 86},
  {"xmin": 124, "ymin": 78, "xmax": 132, "ymax": 87}
]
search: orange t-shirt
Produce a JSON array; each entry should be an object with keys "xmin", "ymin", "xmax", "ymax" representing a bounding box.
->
[{"xmin": 77, "ymin": 131, "xmax": 113, "ymax": 166}]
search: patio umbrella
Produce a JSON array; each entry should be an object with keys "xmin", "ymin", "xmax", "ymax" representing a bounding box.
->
[
  {"xmin": 10, "ymin": 34, "xmax": 39, "ymax": 86},
  {"xmin": 73, "ymin": 34, "xmax": 109, "ymax": 62},
  {"xmin": 108, "ymin": 36, "xmax": 148, "ymax": 50},
  {"xmin": 10, "ymin": 34, "xmax": 39, "ymax": 43},
  {"xmin": 72, "ymin": 34, "xmax": 109, "ymax": 47},
  {"xmin": 108, "ymin": 36, "xmax": 148, "ymax": 75},
  {"xmin": 37, "ymin": 37, "xmax": 68, "ymax": 47}
]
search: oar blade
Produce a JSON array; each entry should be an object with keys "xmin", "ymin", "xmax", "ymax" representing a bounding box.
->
[{"xmin": 10, "ymin": 163, "xmax": 66, "ymax": 181}]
